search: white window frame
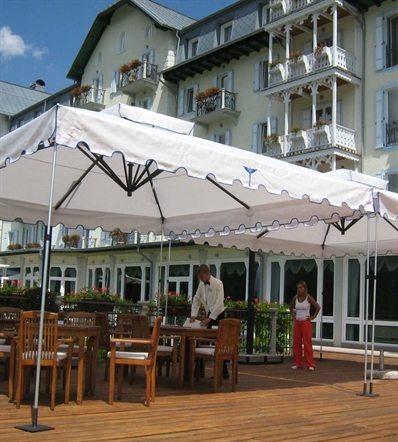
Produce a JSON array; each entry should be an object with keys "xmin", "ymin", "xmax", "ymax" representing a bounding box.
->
[
  {"xmin": 188, "ymin": 38, "xmax": 199, "ymax": 58},
  {"xmin": 220, "ymin": 21, "xmax": 233, "ymax": 45},
  {"xmin": 261, "ymin": 5, "xmax": 270, "ymax": 26},
  {"xmin": 118, "ymin": 31, "xmax": 126, "ymax": 54},
  {"xmin": 178, "ymin": 84, "xmax": 199, "ymax": 116},
  {"xmin": 211, "ymin": 129, "xmax": 231, "ymax": 146}
]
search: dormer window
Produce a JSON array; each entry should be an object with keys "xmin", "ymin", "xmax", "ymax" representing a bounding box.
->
[
  {"xmin": 118, "ymin": 32, "xmax": 126, "ymax": 53},
  {"xmin": 188, "ymin": 38, "xmax": 199, "ymax": 58},
  {"xmin": 145, "ymin": 25, "xmax": 153, "ymax": 39},
  {"xmin": 220, "ymin": 21, "xmax": 233, "ymax": 44}
]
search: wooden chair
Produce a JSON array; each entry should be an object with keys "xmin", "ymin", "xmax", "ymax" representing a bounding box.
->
[
  {"xmin": 189, "ymin": 318, "xmax": 241, "ymax": 393},
  {"xmin": 108, "ymin": 316, "xmax": 162, "ymax": 406},
  {"xmin": 95, "ymin": 313, "xmax": 111, "ymax": 380},
  {"xmin": 0, "ymin": 307, "xmax": 21, "ymax": 320},
  {"xmin": 14, "ymin": 311, "xmax": 74, "ymax": 410},
  {"xmin": 119, "ymin": 314, "xmax": 180, "ymax": 382},
  {"xmin": 0, "ymin": 332, "xmax": 13, "ymax": 397}
]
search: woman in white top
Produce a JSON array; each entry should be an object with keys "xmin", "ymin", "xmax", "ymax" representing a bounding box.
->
[{"xmin": 289, "ymin": 281, "xmax": 321, "ymax": 370}]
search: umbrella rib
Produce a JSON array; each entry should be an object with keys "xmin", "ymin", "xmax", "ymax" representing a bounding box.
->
[
  {"xmin": 146, "ymin": 169, "xmax": 165, "ymax": 223},
  {"xmin": 383, "ymin": 217, "xmax": 398, "ymax": 232},
  {"xmin": 54, "ymin": 160, "xmax": 98, "ymax": 210},
  {"xmin": 322, "ymin": 224, "xmax": 331, "ymax": 249},
  {"xmin": 206, "ymin": 177, "xmax": 250, "ymax": 210},
  {"xmin": 256, "ymin": 228, "xmax": 269, "ymax": 239}
]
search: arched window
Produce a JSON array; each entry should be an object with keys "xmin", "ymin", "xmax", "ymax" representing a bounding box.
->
[
  {"xmin": 96, "ymin": 51, "xmax": 102, "ymax": 65},
  {"xmin": 118, "ymin": 32, "xmax": 126, "ymax": 53},
  {"xmin": 145, "ymin": 25, "xmax": 152, "ymax": 39}
]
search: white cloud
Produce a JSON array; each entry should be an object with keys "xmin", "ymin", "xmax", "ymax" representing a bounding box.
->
[{"xmin": 0, "ymin": 26, "xmax": 48, "ymax": 60}]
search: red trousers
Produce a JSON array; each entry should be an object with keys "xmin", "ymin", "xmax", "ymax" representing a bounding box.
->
[{"xmin": 293, "ymin": 320, "xmax": 316, "ymax": 369}]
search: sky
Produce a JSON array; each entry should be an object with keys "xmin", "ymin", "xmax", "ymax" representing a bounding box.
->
[{"xmin": 0, "ymin": 0, "xmax": 238, "ymax": 94}]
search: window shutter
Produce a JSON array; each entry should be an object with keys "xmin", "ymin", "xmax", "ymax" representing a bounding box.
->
[
  {"xmin": 226, "ymin": 70, "xmax": 233, "ymax": 91},
  {"xmin": 147, "ymin": 95, "xmax": 152, "ymax": 111},
  {"xmin": 375, "ymin": 89, "xmax": 385, "ymax": 148},
  {"xmin": 149, "ymin": 48, "xmax": 155, "ymax": 64},
  {"xmin": 111, "ymin": 70, "xmax": 117, "ymax": 93},
  {"xmin": 210, "ymin": 133, "xmax": 216, "ymax": 142},
  {"xmin": 193, "ymin": 84, "xmax": 199, "ymax": 112},
  {"xmin": 177, "ymin": 88, "xmax": 184, "ymax": 116},
  {"xmin": 98, "ymin": 74, "xmax": 103, "ymax": 90},
  {"xmin": 225, "ymin": 130, "xmax": 231, "ymax": 146},
  {"xmin": 254, "ymin": 61, "xmax": 260, "ymax": 91},
  {"xmin": 374, "ymin": 15, "xmax": 384, "ymax": 71},
  {"xmin": 302, "ymin": 108, "xmax": 311, "ymax": 129},
  {"xmin": 271, "ymin": 117, "xmax": 277, "ymax": 134},
  {"xmin": 252, "ymin": 123, "xmax": 259, "ymax": 153},
  {"xmin": 303, "ymin": 40, "xmax": 312, "ymax": 55},
  {"xmin": 213, "ymin": 75, "xmax": 218, "ymax": 87},
  {"xmin": 336, "ymin": 100, "xmax": 341, "ymax": 125}
]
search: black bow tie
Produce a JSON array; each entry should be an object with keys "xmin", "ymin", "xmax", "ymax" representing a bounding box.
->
[{"xmin": 204, "ymin": 281, "xmax": 210, "ymax": 286}]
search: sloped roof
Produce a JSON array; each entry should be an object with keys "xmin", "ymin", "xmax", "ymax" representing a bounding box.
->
[
  {"xmin": 67, "ymin": 0, "xmax": 195, "ymax": 81},
  {"xmin": 134, "ymin": 0, "xmax": 195, "ymax": 30},
  {"xmin": 0, "ymin": 81, "xmax": 50, "ymax": 117}
]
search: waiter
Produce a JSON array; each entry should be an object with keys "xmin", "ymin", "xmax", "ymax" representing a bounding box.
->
[{"xmin": 190, "ymin": 264, "xmax": 229, "ymax": 379}]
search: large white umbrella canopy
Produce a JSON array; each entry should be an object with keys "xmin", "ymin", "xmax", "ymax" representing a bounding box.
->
[{"xmin": 0, "ymin": 105, "xmax": 375, "ymax": 235}]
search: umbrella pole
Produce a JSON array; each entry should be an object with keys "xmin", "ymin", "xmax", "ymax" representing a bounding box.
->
[
  {"xmin": 157, "ymin": 225, "xmax": 164, "ymax": 320},
  {"xmin": 368, "ymin": 214, "xmax": 379, "ymax": 397},
  {"xmin": 15, "ymin": 130, "xmax": 59, "ymax": 433},
  {"xmin": 163, "ymin": 238, "xmax": 171, "ymax": 324},
  {"xmin": 358, "ymin": 214, "xmax": 371, "ymax": 397}
]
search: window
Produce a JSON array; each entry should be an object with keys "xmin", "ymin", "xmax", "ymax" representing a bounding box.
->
[
  {"xmin": 188, "ymin": 38, "xmax": 199, "ymax": 58},
  {"xmin": 251, "ymin": 119, "xmax": 277, "ymax": 154},
  {"xmin": 144, "ymin": 25, "xmax": 153, "ymax": 39},
  {"xmin": 375, "ymin": 86, "xmax": 398, "ymax": 148},
  {"xmin": 254, "ymin": 59, "xmax": 269, "ymax": 91},
  {"xmin": 211, "ymin": 130, "xmax": 231, "ymax": 145},
  {"xmin": 186, "ymin": 88, "xmax": 194, "ymax": 113},
  {"xmin": 96, "ymin": 51, "xmax": 102, "ymax": 65},
  {"xmin": 118, "ymin": 32, "xmax": 126, "ymax": 53},
  {"xmin": 8, "ymin": 230, "xmax": 19, "ymax": 245},
  {"xmin": 387, "ymin": 172, "xmax": 398, "ymax": 193},
  {"xmin": 33, "ymin": 111, "xmax": 41, "ymax": 119},
  {"xmin": 386, "ymin": 88, "xmax": 398, "ymax": 147},
  {"xmin": 177, "ymin": 84, "xmax": 199, "ymax": 116},
  {"xmin": 220, "ymin": 262, "xmax": 247, "ymax": 302},
  {"xmin": 386, "ymin": 14, "xmax": 398, "ymax": 68},
  {"xmin": 220, "ymin": 21, "xmax": 232, "ymax": 44}
]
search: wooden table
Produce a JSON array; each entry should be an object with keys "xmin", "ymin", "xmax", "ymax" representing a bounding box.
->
[
  {"xmin": 58, "ymin": 324, "xmax": 100, "ymax": 405},
  {"xmin": 158, "ymin": 325, "xmax": 218, "ymax": 388}
]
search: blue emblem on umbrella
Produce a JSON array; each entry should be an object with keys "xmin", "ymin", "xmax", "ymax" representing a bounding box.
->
[{"xmin": 244, "ymin": 166, "xmax": 257, "ymax": 186}]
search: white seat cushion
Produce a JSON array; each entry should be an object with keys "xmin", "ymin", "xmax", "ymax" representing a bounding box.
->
[
  {"xmin": 115, "ymin": 342, "xmax": 132, "ymax": 349},
  {"xmin": 0, "ymin": 344, "xmax": 11, "ymax": 353},
  {"xmin": 22, "ymin": 351, "xmax": 68, "ymax": 361},
  {"xmin": 107, "ymin": 351, "xmax": 148, "ymax": 360},
  {"xmin": 59, "ymin": 344, "xmax": 87, "ymax": 353},
  {"xmin": 157, "ymin": 345, "xmax": 173, "ymax": 353},
  {"xmin": 195, "ymin": 347, "xmax": 215, "ymax": 356}
]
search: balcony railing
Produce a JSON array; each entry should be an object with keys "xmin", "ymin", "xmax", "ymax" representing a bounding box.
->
[
  {"xmin": 264, "ymin": 124, "xmax": 356, "ymax": 158},
  {"xmin": 386, "ymin": 121, "xmax": 398, "ymax": 147},
  {"xmin": 73, "ymin": 87, "xmax": 105, "ymax": 110},
  {"xmin": 118, "ymin": 61, "xmax": 158, "ymax": 92},
  {"xmin": 270, "ymin": 0, "xmax": 315, "ymax": 21},
  {"xmin": 269, "ymin": 46, "xmax": 357, "ymax": 87},
  {"xmin": 196, "ymin": 89, "xmax": 236, "ymax": 117}
]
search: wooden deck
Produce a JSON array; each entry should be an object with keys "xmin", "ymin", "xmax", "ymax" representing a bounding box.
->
[{"xmin": 1, "ymin": 352, "xmax": 397, "ymax": 441}]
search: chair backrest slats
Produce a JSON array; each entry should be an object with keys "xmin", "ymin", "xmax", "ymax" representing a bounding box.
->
[{"xmin": 216, "ymin": 319, "xmax": 241, "ymax": 357}]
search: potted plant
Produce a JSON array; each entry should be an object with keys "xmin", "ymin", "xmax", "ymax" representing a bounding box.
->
[
  {"xmin": 314, "ymin": 43, "xmax": 326, "ymax": 56},
  {"xmin": 129, "ymin": 59, "xmax": 142, "ymax": 70},
  {"xmin": 194, "ymin": 91, "xmax": 206, "ymax": 102},
  {"xmin": 313, "ymin": 120, "xmax": 326, "ymax": 130},
  {"xmin": 71, "ymin": 87, "xmax": 83, "ymax": 98},
  {"xmin": 80, "ymin": 84, "xmax": 91, "ymax": 95},
  {"xmin": 290, "ymin": 126, "xmax": 303, "ymax": 137},
  {"xmin": 119, "ymin": 63, "xmax": 132, "ymax": 75},
  {"xmin": 205, "ymin": 86, "xmax": 221, "ymax": 99},
  {"xmin": 7, "ymin": 244, "xmax": 23, "ymax": 251},
  {"xmin": 69, "ymin": 234, "xmax": 81, "ymax": 248},
  {"xmin": 25, "ymin": 242, "xmax": 40, "ymax": 249},
  {"xmin": 263, "ymin": 133, "xmax": 279, "ymax": 145},
  {"xmin": 288, "ymin": 51, "xmax": 303, "ymax": 63},
  {"xmin": 64, "ymin": 286, "xmax": 119, "ymax": 312},
  {"xmin": 268, "ymin": 59, "xmax": 281, "ymax": 69},
  {"xmin": 110, "ymin": 228, "xmax": 129, "ymax": 245}
]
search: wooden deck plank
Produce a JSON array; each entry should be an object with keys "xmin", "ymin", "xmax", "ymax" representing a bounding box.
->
[{"xmin": 0, "ymin": 355, "xmax": 396, "ymax": 441}]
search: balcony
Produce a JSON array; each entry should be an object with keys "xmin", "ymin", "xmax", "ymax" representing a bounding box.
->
[
  {"xmin": 270, "ymin": 0, "xmax": 315, "ymax": 21},
  {"xmin": 269, "ymin": 46, "xmax": 357, "ymax": 88},
  {"xmin": 263, "ymin": 124, "xmax": 356, "ymax": 159},
  {"xmin": 191, "ymin": 89, "xmax": 240, "ymax": 127},
  {"xmin": 118, "ymin": 61, "xmax": 158, "ymax": 96},
  {"xmin": 73, "ymin": 88, "xmax": 105, "ymax": 111}
]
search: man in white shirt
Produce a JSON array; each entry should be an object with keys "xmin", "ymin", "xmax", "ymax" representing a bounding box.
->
[{"xmin": 190, "ymin": 264, "xmax": 229, "ymax": 379}]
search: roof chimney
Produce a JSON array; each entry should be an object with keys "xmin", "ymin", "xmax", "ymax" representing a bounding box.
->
[{"xmin": 29, "ymin": 79, "xmax": 46, "ymax": 92}]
